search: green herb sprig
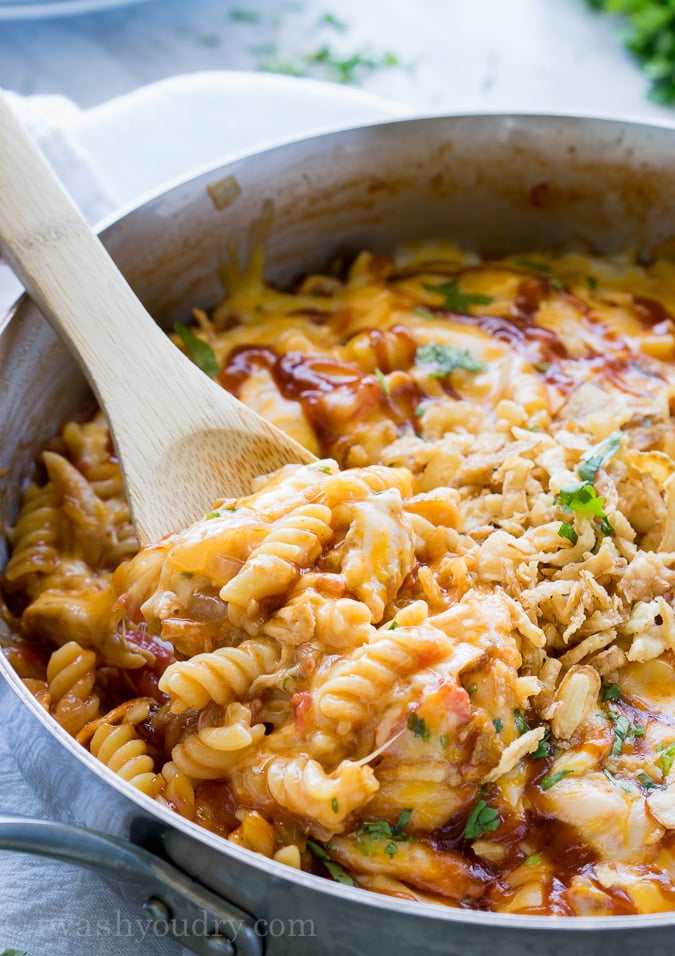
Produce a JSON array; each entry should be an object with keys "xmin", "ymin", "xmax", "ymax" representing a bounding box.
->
[
  {"xmin": 584, "ymin": 0, "xmax": 675, "ymax": 105},
  {"xmin": 174, "ymin": 322, "xmax": 220, "ymax": 378},
  {"xmin": 423, "ymin": 279, "xmax": 493, "ymax": 314},
  {"xmin": 416, "ymin": 343, "xmax": 487, "ymax": 378},
  {"xmin": 464, "ymin": 799, "xmax": 501, "ymax": 839},
  {"xmin": 555, "ymin": 481, "xmax": 614, "ymax": 536},
  {"xmin": 307, "ymin": 841, "xmax": 355, "ymax": 885}
]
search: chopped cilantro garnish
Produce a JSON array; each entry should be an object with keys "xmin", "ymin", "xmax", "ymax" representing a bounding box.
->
[
  {"xmin": 658, "ymin": 742, "xmax": 675, "ymax": 776},
  {"xmin": 331, "ymin": 797, "xmax": 339, "ymax": 813},
  {"xmin": 513, "ymin": 709, "xmax": 528, "ymax": 735},
  {"xmin": 439, "ymin": 733, "xmax": 449, "ymax": 748},
  {"xmin": 407, "ymin": 712, "xmax": 430, "ymax": 742},
  {"xmin": 493, "ymin": 717, "xmax": 503, "ymax": 733},
  {"xmin": 229, "ymin": 8, "xmax": 261, "ymax": 21},
  {"xmin": 608, "ymin": 712, "xmax": 644, "ymax": 756},
  {"xmin": 174, "ymin": 322, "xmax": 220, "ymax": 378},
  {"xmin": 637, "ymin": 771, "xmax": 666, "ymax": 790},
  {"xmin": 524, "ymin": 853, "xmax": 542, "ymax": 866},
  {"xmin": 464, "ymin": 799, "xmax": 500, "ymax": 840},
  {"xmin": 558, "ymin": 522, "xmax": 578, "ymax": 546},
  {"xmin": 205, "ymin": 510, "xmax": 220, "ymax": 520},
  {"xmin": 224, "ymin": 505, "xmax": 238, "ymax": 512},
  {"xmin": 532, "ymin": 727, "xmax": 551, "ymax": 759},
  {"xmin": 307, "ymin": 840, "xmax": 354, "ymax": 885},
  {"xmin": 467, "ymin": 683, "xmax": 478, "ymax": 696},
  {"xmin": 423, "ymin": 279, "xmax": 493, "ymax": 314},
  {"xmin": 319, "ymin": 11, "xmax": 348, "ymax": 31},
  {"xmin": 555, "ymin": 481, "xmax": 614, "ymax": 536},
  {"xmin": 416, "ymin": 343, "xmax": 487, "ymax": 378},
  {"xmin": 357, "ymin": 811, "xmax": 415, "ymax": 855},
  {"xmin": 388, "ymin": 619, "xmax": 398, "ymax": 630},
  {"xmin": 603, "ymin": 768, "xmax": 633, "ymax": 793},
  {"xmin": 540, "ymin": 770, "xmax": 572, "ymax": 790},
  {"xmin": 578, "ymin": 432, "xmax": 622, "ymax": 482},
  {"xmin": 601, "ymin": 684, "xmax": 622, "ymax": 702},
  {"xmin": 514, "ymin": 257, "xmax": 551, "ymax": 274},
  {"xmin": 374, "ymin": 367, "xmax": 390, "ymax": 398},
  {"xmin": 413, "ymin": 305, "xmax": 436, "ymax": 319}
]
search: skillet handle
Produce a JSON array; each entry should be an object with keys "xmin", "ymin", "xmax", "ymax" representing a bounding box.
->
[{"xmin": 0, "ymin": 814, "xmax": 263, "ymax": 956}]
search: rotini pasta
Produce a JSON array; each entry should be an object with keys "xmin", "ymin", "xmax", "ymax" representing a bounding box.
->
[{"xmin": 7, "ymin": 241, "xmax": 675, "ymax": 915}]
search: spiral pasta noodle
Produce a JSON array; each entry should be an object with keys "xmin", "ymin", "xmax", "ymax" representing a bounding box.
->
[
  {"xmin": 265, "ymin": 755, "xmax": 379, "ymax": 831},
  {"xmin": 89, "ymin": 723, "xmax": 158, "ymax": 794},
  {"xmin": 158, "ymin": 636, "xmax": 282, "ymax": 713},
  {"xmin": 171, "ymin": 703, "xmax": 266, "ymax": 780},
  {"xmin": 45, "ymin": 641, "xmax": 99, "ymax": 735}
]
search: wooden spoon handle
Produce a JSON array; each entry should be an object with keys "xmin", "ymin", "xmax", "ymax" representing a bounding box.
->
[{"xmin": 0, "ymin": 91, "xmax": 315, "ymax": 544}]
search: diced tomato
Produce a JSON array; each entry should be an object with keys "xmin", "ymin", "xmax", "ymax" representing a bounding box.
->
[
  {"xmin": 125, "ymin": 630, "xmax": 175, "ymax": 701},
  {"xmin": 291, "ymin": 691, "xmax": 313, "ymax": 730}
]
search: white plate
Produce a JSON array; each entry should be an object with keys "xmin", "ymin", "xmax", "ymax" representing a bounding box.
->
[{"xmin": 0, "ymin": 0, "xmax": 149, "ymax": 18}]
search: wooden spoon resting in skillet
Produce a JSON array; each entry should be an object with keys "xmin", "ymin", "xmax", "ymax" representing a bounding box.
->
[{"xmin": 0, "ymin": 92, "xmax": 315, "ymax": 545}]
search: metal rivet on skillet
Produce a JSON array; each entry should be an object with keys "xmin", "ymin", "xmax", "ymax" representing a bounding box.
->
[
  {"xmin": 143, "ymin": 896, "xmax": 172, "ymax": 921},
  {"xmin": 204, "ymin": 934, "xmax": 235, "ymax": 956}
]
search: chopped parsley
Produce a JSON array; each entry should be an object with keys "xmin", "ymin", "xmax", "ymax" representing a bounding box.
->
[
  {"xmin": 608, "ymin": 712, "xmax": 645, "ymax": 756},
  {"xmin": 413, "ymin": 305, "xmax": 436, "ymax": 319},
  {"xmin": 540, "ymin": 769, "xmax": 572, "ymax": 790},
  {"xmin": 514, "ymin": 257, "xmax": 552, "ymax": 274},
  {"xmin": 205, "ymin": 510, "xmax": 221, "ymax": 519},
  {"xmin": 423, "ymin": 279, "xmax": 493, "ymax": 314},
  {"xmin": 555, "ymin": 481, "xmax": 614, "ymax": 536},
  {"xmin": 180, "ymin": 571, "xmax": 194, "ymax": 579},
  {"xmin": 374, "ymin": 367, "xmax": 390, "ymax": 398},
  {"xmin": 174, "ymin": 322, "xmax": 220, "ymax": 378},
  {"xmin": 439, "ymin": 733, "xmax": 450, "ymax": 748},
  {"xmin": 658, "ymin": 742, "xmax": 675, "ymax": 776},
  {"xmin": 577, "ymin": 431, "xmax": 622, "ymax": 482},
  {"xmin": 407, "ymin": 712, "xmax": 430, "ymax": 742},
  {"xmin": 513, "ymin": 709, "xmax": 528, "ymax": 736},
  {"xmin": 307, "ymin": 840, "xmax": 354, "ymax": 885},
  {"xmin": 357, "ymin": 810, "xmax": 416, "ymax": 857},
  {"xmin": 493, "ymin": 717, "xmax": 504, "ymax": 733},
  {"xmin": 464, "ymin": 799, "xmax": 500, "ymax": 840},
  {"xmin": 467, "ymin": 683, "xmax": 478, "ymax": 696},
  {"xmin": 524, "ymin": 853, "xmax": 542, "ymax": 866},
  {"xmin": 229, "ymin": 8, "xmax": 261, "ymax": 21},
  {"xmin": 600, "ymin": 683, "xmax": 622, "ymax": 703},
  {"xmin": 331, "ymin": 797, "xmax": 339, "ymax": 813},
  {"xmin": 558, "ymin": 522, "xmax": 578, "ymax": 546},
  {"xmin": 603, "ymin": 768, "xmax": 633, "ymax": 793},
  {"xmin": 388, "ymin": 619, "xmax": 399, "ymax": 630},
  {"xmin": 319, "ymin": 11, "xmax": 348, "ymax": 31},
  {"xmin": 532, "ymin": 727, "xmax": 551, "ymax": 759},
  {"xmin": 259, "ymin": 44, "xmax": 402, "ymax": 85},
  {"xmin": 637, "ymin": 771, "xmax": 666, "ymax": 790},
  {"xmin": 416, "ymin": 343, "xmax": 487, "ymax": 378}
]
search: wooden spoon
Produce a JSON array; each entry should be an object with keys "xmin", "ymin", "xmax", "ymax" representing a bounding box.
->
[{"xmin": 0, "ymin": 92, "xmax": 315, "ymax": 545}]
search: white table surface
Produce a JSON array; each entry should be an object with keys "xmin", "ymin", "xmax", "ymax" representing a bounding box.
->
[{"xmin": 1, "ymin": 2, "xmax": 675, "ymax": 955}]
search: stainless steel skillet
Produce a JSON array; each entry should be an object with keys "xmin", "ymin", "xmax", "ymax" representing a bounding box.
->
[{"xmin": 2, "ymin": 113, "xmax": 675, "ymax": 955}]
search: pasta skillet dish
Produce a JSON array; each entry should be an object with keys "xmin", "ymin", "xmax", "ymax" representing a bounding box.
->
[{"xmin": 4, "ymin": 242, "xmax": 675, "ymax": 915}]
